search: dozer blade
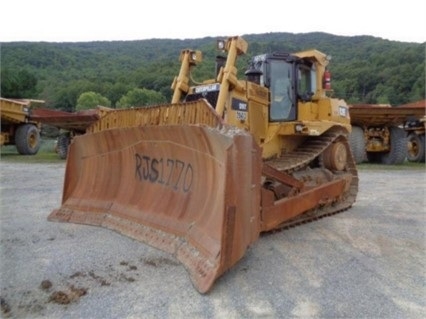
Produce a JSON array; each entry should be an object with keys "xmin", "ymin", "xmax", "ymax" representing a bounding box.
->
[{"xmin": 48, "ymin": 124, "xmax": 262, "ymax": 293}]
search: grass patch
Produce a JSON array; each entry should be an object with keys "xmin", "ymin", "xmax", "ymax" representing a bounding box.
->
[
  {"xmin": 357, "ymin": 161, "xmax": 425, "ymax": 170},
  {"xmin": 0, "ymin": 139, "xmax": 64, "ymax": 164}
]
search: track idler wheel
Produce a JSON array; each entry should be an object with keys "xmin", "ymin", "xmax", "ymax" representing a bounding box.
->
[{"xmin": 323, "ymin": 140, "xmax": 347, "ymax": 171}]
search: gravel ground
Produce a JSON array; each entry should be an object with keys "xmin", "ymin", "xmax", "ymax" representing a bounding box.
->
[{"xmin": 0, "ymin": 161, "xmax": 425, "ymax": 319}]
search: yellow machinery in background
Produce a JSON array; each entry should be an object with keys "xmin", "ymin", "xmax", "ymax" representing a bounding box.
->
[{"xmin": 0, "ymin": 98, "xmax": 44, "ymax": 155}]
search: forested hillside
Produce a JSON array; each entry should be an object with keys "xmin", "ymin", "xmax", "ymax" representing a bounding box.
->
[{"xmin": 1, "ymin": 32, "xmax": 424, "ymax": 111}]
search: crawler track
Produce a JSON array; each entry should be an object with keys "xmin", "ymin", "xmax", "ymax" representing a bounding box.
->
[{"xmin": 265, "ymin": 126, "xmax": 359, "ymax": 230}]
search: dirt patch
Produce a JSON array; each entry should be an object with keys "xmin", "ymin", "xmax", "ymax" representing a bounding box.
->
[
  {"xmin": 143, "ymin": 257, "xmax": 180, "ymax": 268},
  {"xmin": 39, "ymin": 280, "xmax": 53, "ymax": 291},
  {"xmin": 1, "ymin": 297, "xmax": 12, "ymax": 317},
  {"xmin": 48, "ymin": 285, "xmax": 87, "ymax": 305}
]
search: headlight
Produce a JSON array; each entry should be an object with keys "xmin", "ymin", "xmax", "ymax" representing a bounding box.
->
[
  {"xmin": 217, "ymin": 40, "xmax": 226, "ymax": 51},
  {"xmin": 295, "ymin": 124, "xmax": 305, "ymax": 132}
]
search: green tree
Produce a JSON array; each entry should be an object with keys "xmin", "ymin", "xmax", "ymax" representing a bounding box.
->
[
  {"xmin": 1, "ymin": 68, "xmax": 38, "ymax": 98},
  {"xmin": 76, "ymin": 91, "xmax": 111, "ymax": 111},
  {"xmin": 101, "ymin": 82, "xmax": 132, "ymax": 107},
  {"xmin": 117, "ymin": 88, "xmax": 166, "ymax": 108}
]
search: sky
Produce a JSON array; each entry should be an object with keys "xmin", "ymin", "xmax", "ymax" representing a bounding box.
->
[{"xmin": 1, "ymin": 0, "xmax": 425, "ymax": 43}]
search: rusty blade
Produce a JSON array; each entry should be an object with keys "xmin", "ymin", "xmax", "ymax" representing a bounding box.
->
[{"xmin": 48, "ymin": 124, "xmax": 262, "ymax": 293}]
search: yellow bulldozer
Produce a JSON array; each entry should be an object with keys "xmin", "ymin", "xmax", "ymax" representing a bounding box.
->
[{"xmin": 49, "ymin": 36, "xmax": 358, "ymax": 293}]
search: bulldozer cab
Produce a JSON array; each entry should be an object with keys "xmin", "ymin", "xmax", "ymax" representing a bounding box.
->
[
  {"xmin": 248, "ymin": 53, "xmax": 305, "ymax": 122},
  {"xmin": 248, "ymin": 51, "xmax": 333, "ymax": 120}
]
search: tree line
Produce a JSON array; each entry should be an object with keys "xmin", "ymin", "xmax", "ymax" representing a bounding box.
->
[{"xmin": 1, "ymin": 32, "xmax": 424, "ymax": 111}]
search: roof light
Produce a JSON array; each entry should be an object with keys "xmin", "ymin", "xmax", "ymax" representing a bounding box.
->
[{"xmin": 217, "ymin": 40, "xmax": 226, "ymax": 51}]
